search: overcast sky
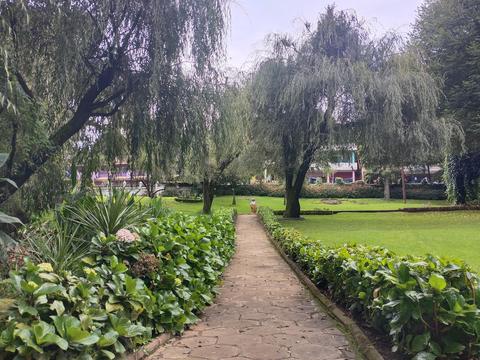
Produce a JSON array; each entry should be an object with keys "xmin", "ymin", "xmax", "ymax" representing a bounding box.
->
[{"xmin": 226, "ymin": 0, "xmax": 424, "ymax": 70}]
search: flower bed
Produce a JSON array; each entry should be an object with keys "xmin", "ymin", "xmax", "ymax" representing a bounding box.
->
[
  {"xmin": 258, "ymin": 207, "xmax": 480, "ymax": 360},
  {"xmin": 0, "ymin": 209, "xmax": 236, "ymax": 358}
]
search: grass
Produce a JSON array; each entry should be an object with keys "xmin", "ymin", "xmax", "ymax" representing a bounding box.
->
[
  {"xmin": 161, "ymin": 196, "xmax": 447, "ymax": 215},
  {"xmin": 161, "ymin": 195, "xmax": 479, "ymax": 270},
  {"xmin": 283, "ymin": 211, "xmax": 480, "ymax": 271}
]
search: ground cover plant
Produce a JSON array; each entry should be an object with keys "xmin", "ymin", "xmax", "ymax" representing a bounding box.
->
[
  {"xmin": 258, "ymin": 207, "xmax": 480, "ymax": 360},
  {"xmin": 0, "ymin": 194, "xmax": 236, "ymax": 359},
  {"xmin": 284, "ymin": 211, "xmax": 480, "ymax": 271}
]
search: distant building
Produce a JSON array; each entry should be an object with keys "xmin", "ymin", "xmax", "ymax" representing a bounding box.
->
[
  {"xmin": 91, "ymin": 162, "xmax": 147, "ymax": 187},
  {"xmin": 306, "ymin": 149, "xmax": 363, "ymax": 184}
]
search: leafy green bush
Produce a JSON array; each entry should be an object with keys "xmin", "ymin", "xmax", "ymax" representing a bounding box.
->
[
  {"xmin": 65, "ymin": 189, "xmax": 148, "ymax": 237},
  {"xmin": 258, "ymin": 207, "xmax": 480, "ymax": 360},
  {"xmin": 216, "ymin": 183, "xmax": 447, "ymax": 200},
  {"xmin": 0, "ymin": 208, "xmax": 236, "ymax": 358}
]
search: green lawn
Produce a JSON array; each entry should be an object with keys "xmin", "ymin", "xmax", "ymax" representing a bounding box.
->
[
  {"xmin": 283, "ymin": 211, "xmax": 480, "ymax": 271},
  {"xmin": 161, "ymin": 195, "xmax": 479, "ymax": 270},
  {"xmin": 161, "ymin": 196, "xmax": 447, "ymax": 214}
]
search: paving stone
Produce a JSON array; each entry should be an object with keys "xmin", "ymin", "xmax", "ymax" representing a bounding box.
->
[
  {"xmin": 290, "ymin": 343, "xmax": 344, "ymax": 359},
  {"xmin": 146, "ymin": 215, "xmax": 356, "ymax": 360},
  {"xmin": 189, "ymin": 344, "xmax": 240, "ymax": 359},
  {"xmin": 238, "ymin": 342, "xmax": 290, "ymax": 360}
]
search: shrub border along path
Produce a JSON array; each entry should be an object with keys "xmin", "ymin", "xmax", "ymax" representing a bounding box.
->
[
  {"xmin": 258, "ymin": 207, "xmax": 480, "ymax": 360},
  {"xmin": 262, "ymin": 223, "xmax": 384, "ymax": 360},
  {"xmin": 144, "ymin": 215, "xmax": 358, "ymax": 360}
]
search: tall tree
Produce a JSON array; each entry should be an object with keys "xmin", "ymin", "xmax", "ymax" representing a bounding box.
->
[
  {"xmin": 413, "ymin": 0, "xmax": 480, "ymax": 203},
  {"xmin": 185, "ymin": 80, "xmax": 250, "ymax": 214},
  {"xmin": 250, "ymin": 7, "xmax": 372, "ymax": 218},
  {"xmin": 0, "ymin": 0, "xmax": 228, "ymax": 204},
  {"xmin": 357, "ymin": 44, "xmax": 450, "ymax": 202}
]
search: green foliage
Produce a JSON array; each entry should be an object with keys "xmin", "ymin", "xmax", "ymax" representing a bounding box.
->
[
  {"xmin": 0, "ymin": 0, "xmax": 229, "ymax": 204},
  {"xmin": 215, "ymin": 183, "xmax": 447, "ymax": 200},
  {"xmin": 66, "ymin": 189, "xmax": 148, "ymax": 237},
  {"xmin": 258, "ymin": 207, "xmax": 480, "ymax": 359},
  {"xmin": 0, "ymin": 154, "xmax": 22, "ymax": 255},
  {"xmin": 0, "ymin": 208, "xmax": 236, "ymax": 358},
  {"xmin": 20, "ymin": 213, "xmax": 89, "ymax": 274},
  {"xmin": 413, "ymin": 0, "xmax": 480, "ymax": 153}
]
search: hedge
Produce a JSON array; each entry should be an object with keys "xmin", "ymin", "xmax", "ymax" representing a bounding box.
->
[
  {"xmin": 0, "ymin": 209, "xmax": 236, "ymax": 359},
  {"xmin": 216, "ymin": 183, "xmax": 447, "ymax": 200},
  {"xmin": 258, "ymin": 207, "xmax": 480, "ymax": 360}
]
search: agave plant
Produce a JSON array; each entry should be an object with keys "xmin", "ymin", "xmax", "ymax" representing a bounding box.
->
[
  {"xmin": 0, "ymin": 153, "xmax": 22, "ymax": 249},
  {"xmin": 22, "ymin": 212, "xmax": 90, "ymax": 274},
  {"xmin": 65, "ymin": 188, "xmax": 147, "ymax": 237}
]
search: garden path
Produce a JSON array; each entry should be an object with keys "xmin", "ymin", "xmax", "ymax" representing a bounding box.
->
[{"xmin": 148, "ymin": 215, "xmax": 357, "ymax": 360}]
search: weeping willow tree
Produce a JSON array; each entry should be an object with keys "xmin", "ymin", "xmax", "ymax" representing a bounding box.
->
[
  {"xmin": 181, "ymin": 79, "xmax": 250, "ymax": 214},
  {"xmin": 357, "ymin": 40, "xmax": 453, "ymax": 201},
  {"xmin": 0, "ymin": 0, "xmax": 228, "ymax": 205},
  {"xmin": 251, "ymin": 6, "xmax": 451, "ymax": 217},
  {"xmin": 251, "ymin": 7, "xmax": 373, "ymax": 218}
]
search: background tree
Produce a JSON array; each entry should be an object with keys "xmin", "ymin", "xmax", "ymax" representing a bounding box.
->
[
  {"xmin": 0, "ymin": 0, "xmax": 228, "ymax": 204},
  {"xmin": 185, "ymin": 80, "xmax": 250, "ymax": 214},
  {"xmin": 250, "ymin": 7, "xmax": 374, "ymax": 218},
  {"xmin": 357, "ymin": 45, "xmax": 450, "ymax": 202},
  {"xmin": 413, "ymin": 0, "xmax": 480, "ymax": 203}
]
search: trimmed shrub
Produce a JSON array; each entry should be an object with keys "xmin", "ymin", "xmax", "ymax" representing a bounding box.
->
[
  {"xmin": 217, "ymin": 183, "xmax": 447, "ymax": 200},
  {"xmin": 0, "ymin": 209, "xmax": 236, "ymax": 358},
  {"xmin": 258, "ymin": 207, "xmax": 480, "ymax": 360}
]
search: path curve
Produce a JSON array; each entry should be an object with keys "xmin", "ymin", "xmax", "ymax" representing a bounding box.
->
[{"xmin": 148, "ymin": 215, "xmax": 357, "ymax": 360}]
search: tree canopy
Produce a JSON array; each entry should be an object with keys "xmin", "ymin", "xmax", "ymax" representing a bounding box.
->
[
  {"xmin": 0, "ymin": 0, "xmax": 228, "ymax": 204},
  {"xmin": 250, "ymin": 6, "xmax": 448, "ymax": 217},
  {"xmin": 413, "ymin": 0, "xmax": 480, "ymax": 203}
]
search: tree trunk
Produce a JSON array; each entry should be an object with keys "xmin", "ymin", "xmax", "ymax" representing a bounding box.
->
[
  {"xmin": 384, "ymin": 176, "xmax": 391, "ymax": 200},
  {"xmin": 400, "ymin": 167, "xmax": 407, "ymax": 204},
  {"xmin": 283, "ymin": 144, "xmax": 316, "ymax": 218},
  {"xmin": 284, "ymin": 184, "xmax": 301, "ymax": 218},
  {"xmin": 202, "ymin": 179, "xmax": 215, "ymax": 214}
]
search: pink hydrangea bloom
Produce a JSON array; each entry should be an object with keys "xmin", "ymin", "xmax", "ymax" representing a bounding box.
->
[{"xmin": 116, "ymin": 228, "xmax": 139, "ymax": 243}]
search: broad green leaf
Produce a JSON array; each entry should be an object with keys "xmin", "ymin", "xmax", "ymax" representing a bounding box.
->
[
  {"xmin": 52, "ymin": 315, "xmax": 80, "ymax": 338},
  {"xmin": 97, "ymin": 330, "xmax": 119, "ymax": 347},
  {"xmin": 66, "ymin": 327, "xmax": 99, "ymax": 346},
  {"xmin": 33, "ymin": 283, "xmax": 63, "ymax": 297},
  {"xmin": 428, "ymin": 273, "xmax": 447, "ymax": 291},
  {"xmin": 32, "ymin": 321, "xmax": 68, "ymax": 350},
  {"xmin": 50, "ymin": 300, "xmax": 65, "ymax": 316},
  {"xmin": 411, "ymin": 332, "xmax": 430, "ymax": 353},
  {"xmin": 105, "ymin": 302, "xmax": 124, "ymax": 313},
  {"xmin": 14, "ymin": 328, "xmax": 43, "ymax": 353},
  {"xmin": 16, "ymin": 301, "xmax": 38, "ymax": 316},
  {"xmin": 100, "ymin": 349, "xmax": 116, "ymax": 359}
]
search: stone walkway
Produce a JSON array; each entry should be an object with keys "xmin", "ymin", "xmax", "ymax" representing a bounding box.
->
[{"xmin": 148, "ymin": 215, "xmax": 357, "ymax": 360}]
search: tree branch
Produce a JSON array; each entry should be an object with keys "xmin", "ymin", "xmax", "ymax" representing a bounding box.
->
[
  {"xmin": 92, "ymin": 88, "xmax": 126, "ymax": 109},
  {"xmin": 15, "ymin": 71, "xmax": 34, "ymax": 99}
]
